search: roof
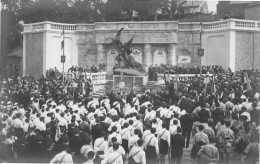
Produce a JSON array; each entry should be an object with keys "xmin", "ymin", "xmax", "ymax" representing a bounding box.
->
[
  {"xmin": 245, "ymin": 1, "xmax": 260, "ymax": 8},
  {"xmin": 229, "ymin": 1, "xmax": 251, "ymax": 5},
  {"xmin": 182, "ymin": 0, "xmax": 205, "ymax": 8},
  {"xmin": 6, "ymin": 46, "xmax": 22, "ymax": 57}
]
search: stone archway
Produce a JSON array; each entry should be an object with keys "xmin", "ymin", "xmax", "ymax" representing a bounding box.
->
[
  {"xmin": 130, "ymin": 48, "xmax": 143, "ymax": 64},
  {"xmin": 153, "ymin": 49, "xmax": 167, "ymax": 66}
]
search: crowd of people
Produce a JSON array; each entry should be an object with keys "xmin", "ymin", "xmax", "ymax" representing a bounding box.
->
[
  {"xmin": 0, "ymin": 66, "xmax": 259, "ymax": 164},
  {"xmin": 149, "ymin": 65, "xmax": 226, "ymax": 75},
  {"xmin": 68, "ymin": 64, "xmax": 106, "ymax": 74}
]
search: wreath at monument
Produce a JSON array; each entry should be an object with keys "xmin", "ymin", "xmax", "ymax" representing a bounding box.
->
[{"xmin": 106, "ymin": 28, "xmax": 146, "ymax": 75}]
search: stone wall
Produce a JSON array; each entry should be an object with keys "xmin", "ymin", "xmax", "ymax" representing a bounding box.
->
[
  {"xmin": 177, "ymin": 32, "xmax": 200, "ymax": 66},
  {"xmin": 254, "ymin": 33, "xmax": 260, "ymax": 70},
  {"xmin": 22, "ymin": 20, "xmax": 260, "ymax": 77},
  {"xmin": 25, "ymin": 33, "xmax": 43, "ymax": 77},
  {"xmin": 235, "ymin": 32, "xmax": 254, "ymax": 70},
  {"xmin": 245, "ymin": 6, "xmax": 260, "ymax": 21}
]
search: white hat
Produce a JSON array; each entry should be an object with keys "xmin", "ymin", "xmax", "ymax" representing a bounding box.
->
[{"xmin": 241, "ymin": 95, "xmax": 247, "ymax": 99}]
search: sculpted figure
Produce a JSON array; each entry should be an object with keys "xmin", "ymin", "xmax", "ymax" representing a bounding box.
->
[{"xmin": 106, "ymin": 28, "xmax": 145, "ymax": 73}]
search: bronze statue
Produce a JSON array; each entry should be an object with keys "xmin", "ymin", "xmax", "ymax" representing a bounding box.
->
[{"xmin": 106, "ymin": 28, "xmax": 145, "ymax": 73}]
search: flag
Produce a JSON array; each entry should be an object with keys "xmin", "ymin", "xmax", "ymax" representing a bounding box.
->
[
  {"xmin": 211, "ymin": 76, "xmax": 216, "ymax": 95},
  {"xmin": 199, "ymin": 20, "xmax": 202, "ymax": 47},
  {"xmin": 174, "ymin": 73, "xmax": 179, "ymax": 91},
  {"xmin": 61, "ymin": 27, "xmax": 65, "ymax": 53},
  {"xmin": 203, "ymin": 83, "xmax": 207, "ymax": 96},
  {"xmin": 55, "ymin": 124, "xmax": 61, "ymax": 142},
  {"xmin": 244, "ymin": 71, "xmax": 252, "ymax": 92}
]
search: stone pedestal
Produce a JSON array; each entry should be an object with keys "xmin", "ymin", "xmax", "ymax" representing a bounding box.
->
[
  {"xmin": 144, "ymin": 44, "xmax": 152, "ymax": 72},
  {"xmin": 168, "ymin": 44, "xmax": 176, "ymax": 65},
  {"xmin": 97, "ymin": 44, "xmax": 105, "ymax": 65}
]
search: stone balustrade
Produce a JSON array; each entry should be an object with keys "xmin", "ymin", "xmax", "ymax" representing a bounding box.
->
[
  {"xmin": 50, "ymin": 23, "xmax": 76, "ymax": 31},
  {"xmin": 203, "ymin": 20, "xmax": 228, "ymax": 30},
  {"xmin": 65, "ymin": 72, "xmax": 107, "ymax": 84},
  {"xmin": 235, "ymin": 21, "xmax": 255, "ymax": 28},
  {"xmin": 157, "ymin": 74, "xmax": 213, "ymax": 85},
  {"xmin": 23, "ymin": 21, "xmax": 77, "ymax": 33},
  {"xmin": 23, "ymin": 19, "xmax": 260, "ymax": 34}
]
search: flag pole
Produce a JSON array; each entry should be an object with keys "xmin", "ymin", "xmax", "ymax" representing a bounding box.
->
[
  {"xmin": 63, "ymin": 28, "xmax": 65, "ymax": 83},
  {"xmin": 61, "ymin": 27, "xmax": 65, "ymax": 83}
]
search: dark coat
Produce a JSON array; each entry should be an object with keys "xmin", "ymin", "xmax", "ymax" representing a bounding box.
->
[
  {"xmin": 69, "ymin": 135, "xmax": 83, "ymax": 154},
  {"xmin": 180, "ymin": 114, "xmax": 193, "ymax": 131},
  {"xmin": 198, "ymin": 108, "xmax": 210, "ymax": 122},
  {"xmin": 91, "ymin": 123, "xmax": 103, "ymax": 141},
  {"xmin": 100, "ymin": 121, "xmax": 109, "ymax": 133},
  {"xmin": 250, "ymin": 108, "xmax": 260, "ymax": 125},
  {"xmin": 171, "ymin": 133, "xmax": 185, "ymax": 157},
  {"xmin": 212, "ymin": 107, "xmax": 224, "ymax": 125}
]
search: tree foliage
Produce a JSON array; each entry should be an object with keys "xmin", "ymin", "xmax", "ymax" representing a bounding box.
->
[{"xmin": 0, "ymin": 0, "xmax": 221, "ymax": 55}]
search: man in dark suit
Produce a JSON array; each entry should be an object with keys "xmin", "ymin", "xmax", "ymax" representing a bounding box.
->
[
  {"xmin": 171, "ymin": 126, "xmax": 185, "ymax": 164},
  {"xmin": 250, "ymin": 102, "xmax": 260, "ymax": 125},
  {"xmin": 198, "ymin": 102, "xmax": 210, "ymax": 123},
  {"xmin": 180, "ymin": 109, "xmax": 193, "ymax": 148},
  {"xmin": 69, "ymin": 128, "xmax": 83, "ymax": 155},
  {"xmin": 91, "ymin": 118, "xmax": 103, "ymax": 143},
  {"xmin": 212, "ymin": 102, "xmax": 224, "ymax": 127},
  {"xmin": 148, "ymin": 65, "xmax": 153, "ymax": 81},
  {"xmin": 100, "ymin": 116, "xmax": 109, "ymax": 133},
  {"xmin": 78, "ymin": 116, "xmax": 90, "ymax": 134}
]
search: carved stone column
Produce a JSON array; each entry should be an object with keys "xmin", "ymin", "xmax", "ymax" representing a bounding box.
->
[
  {"xmin": 97, "ymin": 44, "xmax": 105, "ymax": 65},
  {"xmin": 144, "ymin": 44, "xmax": 152, "ymax": 72},
  {"xmin": 168, "ymin": 44, "xmax": 176, "ymax": 65}
]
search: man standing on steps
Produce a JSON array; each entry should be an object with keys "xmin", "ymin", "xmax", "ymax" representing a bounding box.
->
[
  {"xmin": 148, "ymin": 65, "xmax": 153, "ymax": 81},
  {"xmin": 171, "ymin": 126, "xmax": 185, "ymax": 164}
]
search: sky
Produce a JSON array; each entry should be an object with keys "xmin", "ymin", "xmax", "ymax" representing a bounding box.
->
[{"xmin": 207, "ymin": 0, "xmax": 219, "ymax": 12}]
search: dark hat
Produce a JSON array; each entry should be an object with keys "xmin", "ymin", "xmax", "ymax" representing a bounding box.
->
[
  {"xmin": 73, "ymin": 128, "xmax": 81, "ymax": 134},
  {"xmin": 62, "ymin": 136, "xmax": 69, "ymax": 143}
]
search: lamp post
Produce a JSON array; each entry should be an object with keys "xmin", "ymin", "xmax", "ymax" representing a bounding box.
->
[
  {"xmin": 61, "ymin": 55, "xmax": 65, "ymax": 82},
  {"xmin": 198, "ymin": 13, "xmax": 204, "ymax": 75},
  {"xmin": 61, "ymin": 27, "xmax": 65, "ymax": 82}
]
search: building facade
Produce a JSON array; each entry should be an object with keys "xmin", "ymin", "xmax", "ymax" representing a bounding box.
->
[
  {"xmin": 22, "ymin": 19, "xmax": 260, "ymax": 77},
  {"xmin": 217, "ymin": 1, "xmax": 260, "ymax": 21},
  {"xmin": 180, "ymin": 0, "xmax": 208, "ymax": 14}
]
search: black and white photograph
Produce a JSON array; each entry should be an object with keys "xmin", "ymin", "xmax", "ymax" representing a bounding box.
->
[{"xmin": 0, "ymin": 0, "xmax": 259, "ymax": 163}]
